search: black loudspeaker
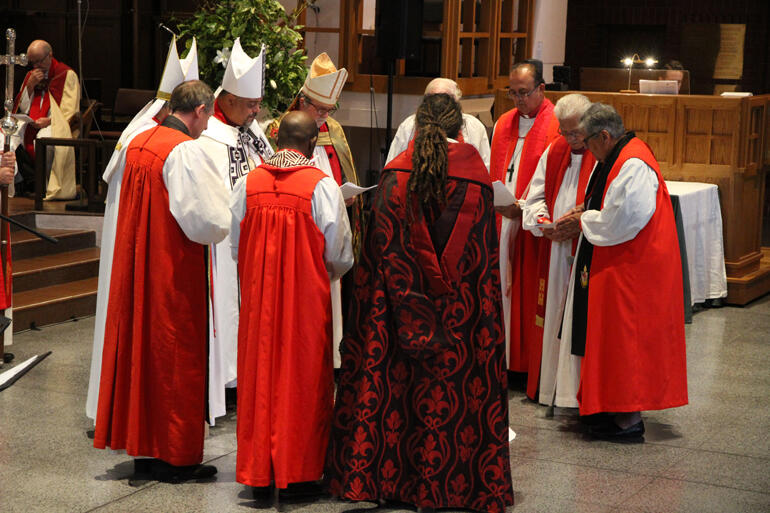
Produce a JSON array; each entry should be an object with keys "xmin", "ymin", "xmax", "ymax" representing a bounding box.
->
[
  {"xmin": 375, "ymin": 0, "xmax": 424, "ymax": 61},
  {"xmin": 553, "ymin": 65, "xmax": 571, "ymax": 88}
]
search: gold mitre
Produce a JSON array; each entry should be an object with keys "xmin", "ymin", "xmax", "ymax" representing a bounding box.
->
[{"xmin": 301, "ymin": 52, "xmax": 348, "ymax": 106}]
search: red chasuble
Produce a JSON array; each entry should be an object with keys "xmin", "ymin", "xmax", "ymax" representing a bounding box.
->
[
  {"xmin": 577, "ymin": 138, "xmax": 688, "ymax": 415},
  {"xmin": 327, "ymin": 142, "xmax": 513, "ymax": 513},
  {"xmin": 527, "ymin": 137, "xmax": 594, "ymax": 399},
  {"xmin": 236, "ymin": 161, "xmax": 333, "ymax": 488},
  {"xmin": 14, "ymin": 57, "xmax": 72, "ymax": 159},
  {"xmin": 489, "ymin": 100, "xmax": 559, "ymax": 373},
  {"xmin": 93, "ymin": 126, "xmax": 209, "ymax": 466}
]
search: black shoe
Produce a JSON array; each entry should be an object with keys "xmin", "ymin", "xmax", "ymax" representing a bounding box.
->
[
  {"xmin": 590, "ymin": 419, "xmax": 645, "ymax": 443},
  {"xmin": 251, "ymin": 485, "xmax": 274, "ymax": 503},
  {"xmin": 151, "ymin": 461, "xmax": 218, "ymax": 483},
  {"xmin": 278, "ymin": 481, "xmax": 325, "ymax": 503},
  {"xmin": 578, "ymin": 412, "xmax": 611, "ymax": 426}
]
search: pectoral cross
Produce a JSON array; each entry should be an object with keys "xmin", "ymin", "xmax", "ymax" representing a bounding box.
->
[{"xmin": 0, "ymin": 28, "xmax": 27, "ymax": 366}]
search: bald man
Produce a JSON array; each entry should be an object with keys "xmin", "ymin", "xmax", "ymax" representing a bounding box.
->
[
  {"xmin": 386, "ymin": 77, "xmax": 491, "ymax": 169},
  {"xmin": 230, "ymin": 111, "xmax": 353, "ymax": 499},
  {"xmin": 14, "ymin": 40, "xmax": 79, "ymax": 199}
]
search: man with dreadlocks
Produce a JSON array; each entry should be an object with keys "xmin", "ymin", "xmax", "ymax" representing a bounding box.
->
[{"xmin": 327, "ymin": 93, "xmax": 513, "ymax": 513}]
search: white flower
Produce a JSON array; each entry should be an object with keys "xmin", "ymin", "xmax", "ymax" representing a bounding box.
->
[{"xmin": 213, "ymin": 47, "xmax": 231, "ymax": 68}]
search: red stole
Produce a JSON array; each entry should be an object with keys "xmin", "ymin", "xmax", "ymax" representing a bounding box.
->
[
  {"xmin": 213, "ymin": 99, "xmax": 238, "ymax": 126},
  {"xmin": 490, "ymin": 99, "xmax": 559, "ymax": 198},
  {"xmin": 236, "ymin": 162, "xmax": 332, "ymax": 488},
  {"xmin": 490, "ymin": 100, "xmax": 559, "ymax": 373},
  {"xmin": 94, "ymin": 126, "xmax": 210, "ymax": 466},
  {"xmin": 319, "ymin": 123, "xmax": 343, "ymax": 185},
  {"xmin": 577, "ymin": 138, "xmax": 687, "ymax": 415},
  {"xmin": 16, "ymin": 57, "xmax": 72, "ymax": 158},
  {"xmin": 527, "ymin": 137, "xmax": 595, "ymax": 399}
]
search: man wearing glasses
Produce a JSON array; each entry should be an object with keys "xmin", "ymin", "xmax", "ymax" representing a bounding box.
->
[
  {"xmin": 556, "ymin": 103, "xmax": 688, "ymax": 443},
  {"xmin": 520, "ymin": 93, "xmax": 596, "ymax": 407},
  {"xmin": 272, "ymin": 52, "xmax": 362, "ymax": 372},
  {"xmin": 489, "ymin": 60, "xmax": 559, "ymax": 394},
  {"xmin": 13, "ymin": 39, "xmax": 79, "ymax": 199}
]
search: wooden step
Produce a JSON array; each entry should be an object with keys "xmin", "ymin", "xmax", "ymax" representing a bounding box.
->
[
  {"xmin": 11, "ymin": 229, "xmax": 96, "ymax": 260},
  {"xmin": 12, "ymin": 277, "xmax": 98, "ymax": 333},
  {"xmin": 12, "ymin": 248, "xmax": 101, "ymax": 292},
  {"xmin": 9, "ymin": 213, "xmax": 37, "ymax": 231}
]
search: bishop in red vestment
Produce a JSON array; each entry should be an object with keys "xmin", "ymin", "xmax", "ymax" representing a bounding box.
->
[
  {"xmin": 93, "ymin": 81, "xmax": 231, "ymax": 479},
  {"xmin": 490, "ymin": 61, "xmax": 559, "ymax": 380},
  {"xmin": 230, "ymin": 111, "xmax": 353, "ymax": 492},
  {"xmin": 566, "ymin": 103, "xmax": 688, "ymax": 442},
  {"xmin": 327, "ymin": 94, "xmax": 513, "ymax": 513}
]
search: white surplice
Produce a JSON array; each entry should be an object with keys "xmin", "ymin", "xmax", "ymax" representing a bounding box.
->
[
  {"xmin": 385, "ymin": 113, "xmax": 491, "ymax": 170},
  {"xmin": 492, "ymin": 115, "xmax": 535, "ymax": 364},
  {"xmin": 558, "ymin": 158, "xmax": 658, "ymax": 402},
  {"xmin": 196, "ymin": 116, "xmax": 273, "ymax": 424},
  {"xmin": 309, "ymin": 129, "xmax": 348, "ymax": 368},
  {"xmin": 86, "ymin": 102, "xmax": 164, "ymax": 420},
  {"xmin": 522, "ymin": 146, "xmax": 595, "ymax": 407}
]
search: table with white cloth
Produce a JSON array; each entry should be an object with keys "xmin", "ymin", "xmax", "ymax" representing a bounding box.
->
[{"xmin": 666, "ymin": 181, "xmax": 728, "ymax": 317}]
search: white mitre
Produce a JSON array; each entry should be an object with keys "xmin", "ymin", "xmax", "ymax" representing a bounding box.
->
[
  {"xmin": 113, "ymin": 36, "xmax": 199, "ymax": 157},
  {"xmin": 301, "ymin": 52, "xmax": 348, "ymax": 106},
  {"xmin": 157, "ymin": 36, "xmax": 199, "ymax": 101},
  {"xmin": 221, "ymin": 38, "xmax": 266, "ymax": 99}
]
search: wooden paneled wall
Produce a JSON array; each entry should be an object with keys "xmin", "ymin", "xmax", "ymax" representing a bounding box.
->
[
  {"xmin": 494, "ymin": 91, "xmax": 770, "ymax": 304},
  {"xmin": 0, "ymin": 0, "xmax": 196, "ymax": 110}
]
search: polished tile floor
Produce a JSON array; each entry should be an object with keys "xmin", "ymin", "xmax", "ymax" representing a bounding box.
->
[{"xmin": 1, "ymin": 296, "xmax": 768, "ymax": 513}]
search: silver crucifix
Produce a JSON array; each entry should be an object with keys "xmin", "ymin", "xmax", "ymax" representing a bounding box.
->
[{"xmin": 1, "ymin": 28, "xmax": 28, "ymax": 149}]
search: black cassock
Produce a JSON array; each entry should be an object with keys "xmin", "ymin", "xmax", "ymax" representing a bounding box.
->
[{"xmin": 327, "ymin": 142, "xmax": 514, "ymax": 513}]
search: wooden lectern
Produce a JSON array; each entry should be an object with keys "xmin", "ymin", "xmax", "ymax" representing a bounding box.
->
[{"xmin": 495, "ymin": 90, "xmax": 770, "ymax": 305}]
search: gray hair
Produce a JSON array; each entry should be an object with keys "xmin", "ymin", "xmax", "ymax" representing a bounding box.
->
[
  {"xmin": 553, "ymin": 93, "xmax": 591, "ymax": 122},
  {"xmin": 579, "ymin": 103, "xmax": 625, "ymax": 139},
  {"xmin": 424, "ymin": 78, "xmax": 462, "ymax": 102},
  {"xmin": 170, "ymin": 80, "xmax": 214, "ymax": 113}
]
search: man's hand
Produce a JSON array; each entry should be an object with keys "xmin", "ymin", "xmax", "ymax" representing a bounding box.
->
[
  {"xmin": 495, "ymin": 202, "xmax": 522, "ymax": 219},
  {"xmin": 26, "ymin": 69, "xmax": 45, "ymax": 91},
  {"xmin": 34, "ymin": 116, "xmax": 51, "ymax": 129},
  {"xmin": 344, "ymin": 196, "xmax": 355, "ymax": 207},
  {"xmin": 0, "ymin": 151, "xmax": 15, "ymax": 185},
  {"xmin": 552, "ymin": 205, "xmax": 585, "ymax": 242}
]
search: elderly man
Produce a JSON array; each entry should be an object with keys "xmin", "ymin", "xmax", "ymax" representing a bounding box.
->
[
  {"xmin": 93, "ymin": 80, "xmax": 230, "ymax": 482},
  {"xmin": 86, "ymin": 35, "xmax": 198, "ymax": 422},
  {"xmin": 13, "ymin": 40, "xmax": 79, "ymax": 199},
  {"xmin": 273, "ymin": 52, "xmax": 360, "ymax": 370},
  {"xmin": 385, "ymin": 77, "xmax": 490, "ymax": 168},
  {"xmin": 231, "ymin": 110, "xmax": 352, "ymax": 500},
  {"xmin": 490, "ymin": 60, "xmax": 559, "ymax": 386},
  {"xmin": 521, "ymin": 93, "xmax": 596, "ymax": 405},
  {"xmin": 559, "ymin": 103, "xmax": 688, "ymax": 442},
  {"xmin": 195, "ymin": 38, "xmax": 274, "ymax": 424}
]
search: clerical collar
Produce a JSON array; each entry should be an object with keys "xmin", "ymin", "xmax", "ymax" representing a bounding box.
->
[
  {"xmin": 160, "ymin": 114, "xmax": 190, "ymax": 136},
  {"xmin": 213, "ymin": 99, "xmax": 240, "ymax": 128},
  {"xmin": 265, "ymin": 148, "xmax": 312, "ymax": 168}
]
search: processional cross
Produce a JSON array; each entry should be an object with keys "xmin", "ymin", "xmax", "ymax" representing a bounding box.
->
[{"xmin": 0, "ymin": 28, "xmax": 27, "ymax": 365}]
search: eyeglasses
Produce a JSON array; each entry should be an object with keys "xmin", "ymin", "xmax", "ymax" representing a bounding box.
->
[
  {"xmin": 558, "ymin": 128, "xmax": 582, "ymax": 139},
  {"xmin": 28, "ymin": 52, "xmax": 50, "ymax": 67},
  {"xmin": 506, "ymin": 85, "xmax": 541, "ymax": 100},
  {"xmin": 305, "ymin": 98, "xmax": 338, "ymax": 115},
  {"xmin": 583, "ymin": 131, "xmax": 601, "ymax": 143}
]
